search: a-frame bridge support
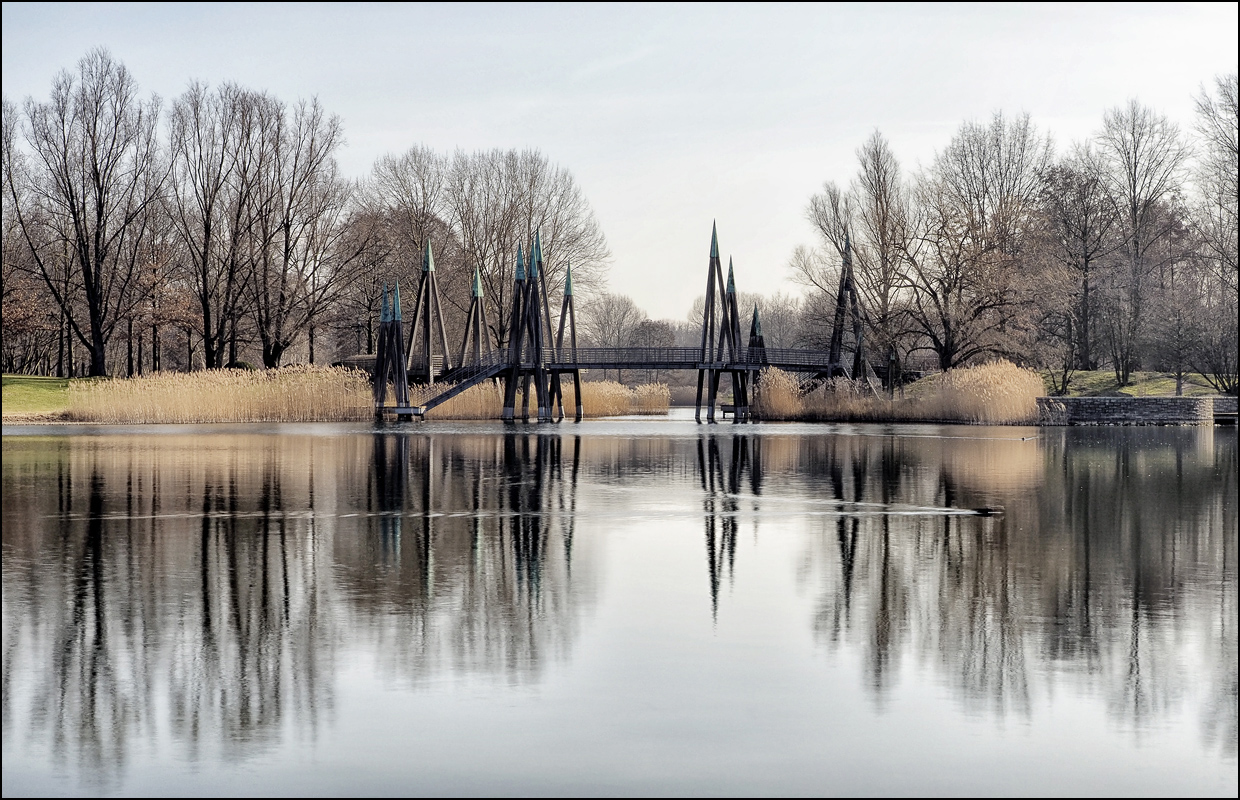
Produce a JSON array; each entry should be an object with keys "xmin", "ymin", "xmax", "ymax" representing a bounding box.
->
[
  {"xmin": 501, "ymin": 232, "xmax": 581, "ymax": 423},
  {"xmin": 407, "ymin": 242, "xmax": 454, "ymax": 384},
  {"xmin": 695, "ymin": 223, "xmax": 750, "ymax": 424},
  {"xmin": 373, "ymin": 283, "xmax": 412, "ymax": 418},
  {"xmin": 374, "ymin": 222, "xmax": 852, "ymax": 424},
  {"xmin": 825, "ymin": 233, "xmax": 875, "ymax": 385}
]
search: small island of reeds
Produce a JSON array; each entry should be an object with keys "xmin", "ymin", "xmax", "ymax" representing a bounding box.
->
[{"xmin": 752, "ymin": 360, "xmax": 1045, "ymax": 425}]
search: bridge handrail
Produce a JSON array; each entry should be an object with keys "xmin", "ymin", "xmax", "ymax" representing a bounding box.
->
[{"xmin": 409, "ymin": 345, "xmax": 838, "ymax": 370}]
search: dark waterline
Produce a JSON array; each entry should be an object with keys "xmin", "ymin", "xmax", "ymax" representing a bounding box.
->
[{"xmin": 2, "ymin": 417, "xmax": 1236, "ymax": 796}]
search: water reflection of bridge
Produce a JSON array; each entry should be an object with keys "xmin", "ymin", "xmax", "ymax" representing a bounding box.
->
[
  {"xmin": 343, "ymin": 432, "xmax": 587, "ymax": 684},
  {"xmin": 1, "ymin": 426, "xmax": 1233, "ymax": 787},
  {"xmin": 688, "ymin": 427, "xmax": 1235, "ymax": 754}
]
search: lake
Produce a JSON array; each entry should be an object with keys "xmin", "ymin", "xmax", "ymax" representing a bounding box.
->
[{"xmin": 2, "ymin": 413, "xmax": 1236, "ymax": 796}]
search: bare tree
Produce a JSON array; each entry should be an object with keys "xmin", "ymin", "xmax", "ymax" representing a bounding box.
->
[
  {"xmin": 800, "ymin": 132, "xmax": 917, "ymax": 365},
  {"xmin": 902, "ymin": 112, "xmax": 1051, "ymax": 369},
  {"xmin": 3, "ymin": 49, "xmax": 164, "ymax": 376},
  {"xmin": 167, "ymin": 83, "xmax": 278, "ymax": 368},
  {"xmin": 246, "ymin": 98, "xmax": 360, "ymax": 368},
  {"xmin": 578, "ymin": 291, "xmax": 645, "ymax": 381},
  {"xmin": 1190, "ymin": 74, "xmax": 1238, "ymax": 393},
  {"xmin": 1036, "ymin": 143, "xmax": 1118, "ymax": 370},
  {"xmin": 629, "ymin": 318, "xmax": 675, "ymax": 382},
  {"xmin": 1096, "ymin": 99, "xmax": 1191, "ymax": 385},
  {"xmin": 443, "ymin": 149, "xmax": 609, "ymax": 350}
]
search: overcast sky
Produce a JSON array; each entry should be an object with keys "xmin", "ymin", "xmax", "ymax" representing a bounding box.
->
[{"xmin": 3, "ymin": 2, "xmax": 1236, "ymax": 319}]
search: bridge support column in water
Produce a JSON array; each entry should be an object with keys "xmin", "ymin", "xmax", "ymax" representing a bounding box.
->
[{"xmin": 696, "ymin": 223, "xmax": 749, "ymax": 423}]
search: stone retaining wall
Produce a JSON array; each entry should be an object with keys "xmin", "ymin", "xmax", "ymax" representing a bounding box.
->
[
  {"xmin": 1037, "ymin": 396, "xmax": 1214, "ymax": 426},
  {"xmin": 1214, "ymin": 396, "xmax": 1237, "ymax": 416}
]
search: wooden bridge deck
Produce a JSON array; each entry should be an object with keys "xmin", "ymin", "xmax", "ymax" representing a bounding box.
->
[{"xmin": 381, "ymin": 346, "xmax": 843, "ymax": 417}]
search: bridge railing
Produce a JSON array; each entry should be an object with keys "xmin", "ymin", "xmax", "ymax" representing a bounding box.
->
[
  {"xmin": 409, "ymin": 345, "xmax": 837, "ymax": 371},
  {"xmin": 546, "ymin": 346, "xmax": 704, "ymax": 365}
]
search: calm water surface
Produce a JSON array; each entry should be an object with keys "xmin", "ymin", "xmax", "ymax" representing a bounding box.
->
[{"xmin": 2, "ymin": 413, "xmax": 1236, "ymax": 796}]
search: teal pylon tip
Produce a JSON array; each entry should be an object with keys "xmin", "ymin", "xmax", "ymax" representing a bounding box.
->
[{"xmin": 531, "ymin": 231, "xmax": 543, "ymax": 279}]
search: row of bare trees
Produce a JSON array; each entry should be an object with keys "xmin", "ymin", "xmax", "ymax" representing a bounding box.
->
[
  {"xmin": 2, "ymin": 49, "xmax": 610, "ymax": 377},
  {"xmin": 793, "ymin": 79, "xmax": 1237, "ymax": 393},
  {"xmin": 341, "ymin": 145, "xmax": 608, "ymax": 357}
]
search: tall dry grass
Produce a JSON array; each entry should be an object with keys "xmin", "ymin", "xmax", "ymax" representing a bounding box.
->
[
  {"xmin": 69, "ymin": 366, "xmax": 372, "ymax": 423},
  {"xmin": 913, "ymin": 360, "xmax": 1044, "ymax": 424},
  {"xmin": 419, "ymin": 379, "xmax": 670, "ymax": 419},
  {"xmin": 630, "ymin": 383, "xmax": 672, "ymax": 414},
  {"xmin": 568, "ymin": 381, "xmax": 632, "ymax": 417},
  {"xmin": 754, "ymin": 360, "xmax": 1043, "ymax": 425},
  {"xmin": 67, "ymin": 367, "xmax": 674, "ymax": 423},
  {"xmin": 415, "ymin": 381, "xmax": 504, "ymax": 420},
  {"xmin": 752, "ymin": 367, "xmax": 804, "ymax": 418}
]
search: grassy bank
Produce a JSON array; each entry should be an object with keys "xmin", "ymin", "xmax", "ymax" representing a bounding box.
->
[
  {"xmin": 2, "ymin": 375, "xmax": 70, "ymax": 420},
  {"xmin": 754, "ymin": 361, "xmax": 1045, "ymax": 424},
  {"xmin": 1056, "ymin": 370, "xmax": 1216, "ymax": 397}
]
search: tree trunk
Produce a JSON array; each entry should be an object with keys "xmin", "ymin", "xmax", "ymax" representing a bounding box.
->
[
  {"xmin": 89, "ymin": 322, "xmax": 107, "ymax": 377},
  {"xmin": 262, "ymin": 342, "xmax": 285, "ymax": 369},
  {"xmin": 56, "ymin": 314, "xmax": 65, "ymax": 378}
]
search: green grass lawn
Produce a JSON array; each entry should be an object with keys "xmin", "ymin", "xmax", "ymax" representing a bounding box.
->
[
  {"xmin": 1056, "ymin": 370, "xmax": 1217, "ymax": 397},
  {"xmin": 901, "ymin": 368, "xmax": 1220, "ymax": 399},
  {"xmin": 2, "ymin": 374, "xmax": 70, "ymax": 417}
]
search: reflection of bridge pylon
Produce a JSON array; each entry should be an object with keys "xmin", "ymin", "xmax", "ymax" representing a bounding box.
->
[{"xmin": 697, "ymin": 434, "xmax": 764, "ymax": 619}]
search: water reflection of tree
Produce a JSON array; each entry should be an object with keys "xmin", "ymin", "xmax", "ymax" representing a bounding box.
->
[
  {"xmin": 1, "ymin": 435, "xmax": 335, "ymax": 787},
  {"xmin": 332, "ymin": 432, "xmax": 590, "ymax": 685},
  {"xmin": 795, "ymin": 427, "xmax": 1236, "ymax": 751}
]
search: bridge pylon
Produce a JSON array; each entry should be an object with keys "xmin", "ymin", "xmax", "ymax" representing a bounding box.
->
[
  {"xmin": 407, "ymin": 241, "xmax": 454, "ymax": 384},
  {"xmin": 695, "ymin": 224, "xmax": 750, "ymax": 423},
  {"xmin": 373, "ymin": 283, "xmax": 412, "ymax": 416},
  {"xmin": 502, "ymin": 233, "xmax": 566, "ymax": 423}
]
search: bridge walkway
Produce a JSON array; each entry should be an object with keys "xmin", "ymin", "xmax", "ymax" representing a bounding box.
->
[{"xmin": 378, "ymin": 346, "xmax": 843, "ymax": 417}]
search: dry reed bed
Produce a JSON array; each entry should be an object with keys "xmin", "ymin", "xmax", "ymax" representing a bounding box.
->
[
  {"xmin": 753, "ymin": 361, "xmax": 1044, "ymax": 425},
  {"xmin": 417, "ymin": 380, "xmax": 669, "ymax": 419},
  {"xmin": 69, "ymin": 368, "xmax": 670, "ymax": 423},
  {"xmin": 69, "ymin": 366, "xmax": 373, "ymax": 423}
]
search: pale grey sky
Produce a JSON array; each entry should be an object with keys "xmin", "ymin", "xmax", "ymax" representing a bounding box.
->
[{"xmin": 3, "ymin": 2, "xmax": 1236, "ymax": 319}]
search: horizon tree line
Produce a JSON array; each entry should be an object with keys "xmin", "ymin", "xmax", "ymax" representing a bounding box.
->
[
  {"xmin": 3, "ymin": 49, "xmax": 1235, "ymax": 395},
  {"xmin": 2, "ymin": 49, "xmax": 609, "ymax": 377}
]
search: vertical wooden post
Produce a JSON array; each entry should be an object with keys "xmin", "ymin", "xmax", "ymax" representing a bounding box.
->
[
  {"xmin": 552, "ymin": 262, "xmax": 581, "ymax": 422},
  {"xmin": 502, "ymin": 246, "xmax": 527, "ymax": 421},
  {"xmin": 697, "ymin": 223, "xmax": 723, "ymax": 423}
]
